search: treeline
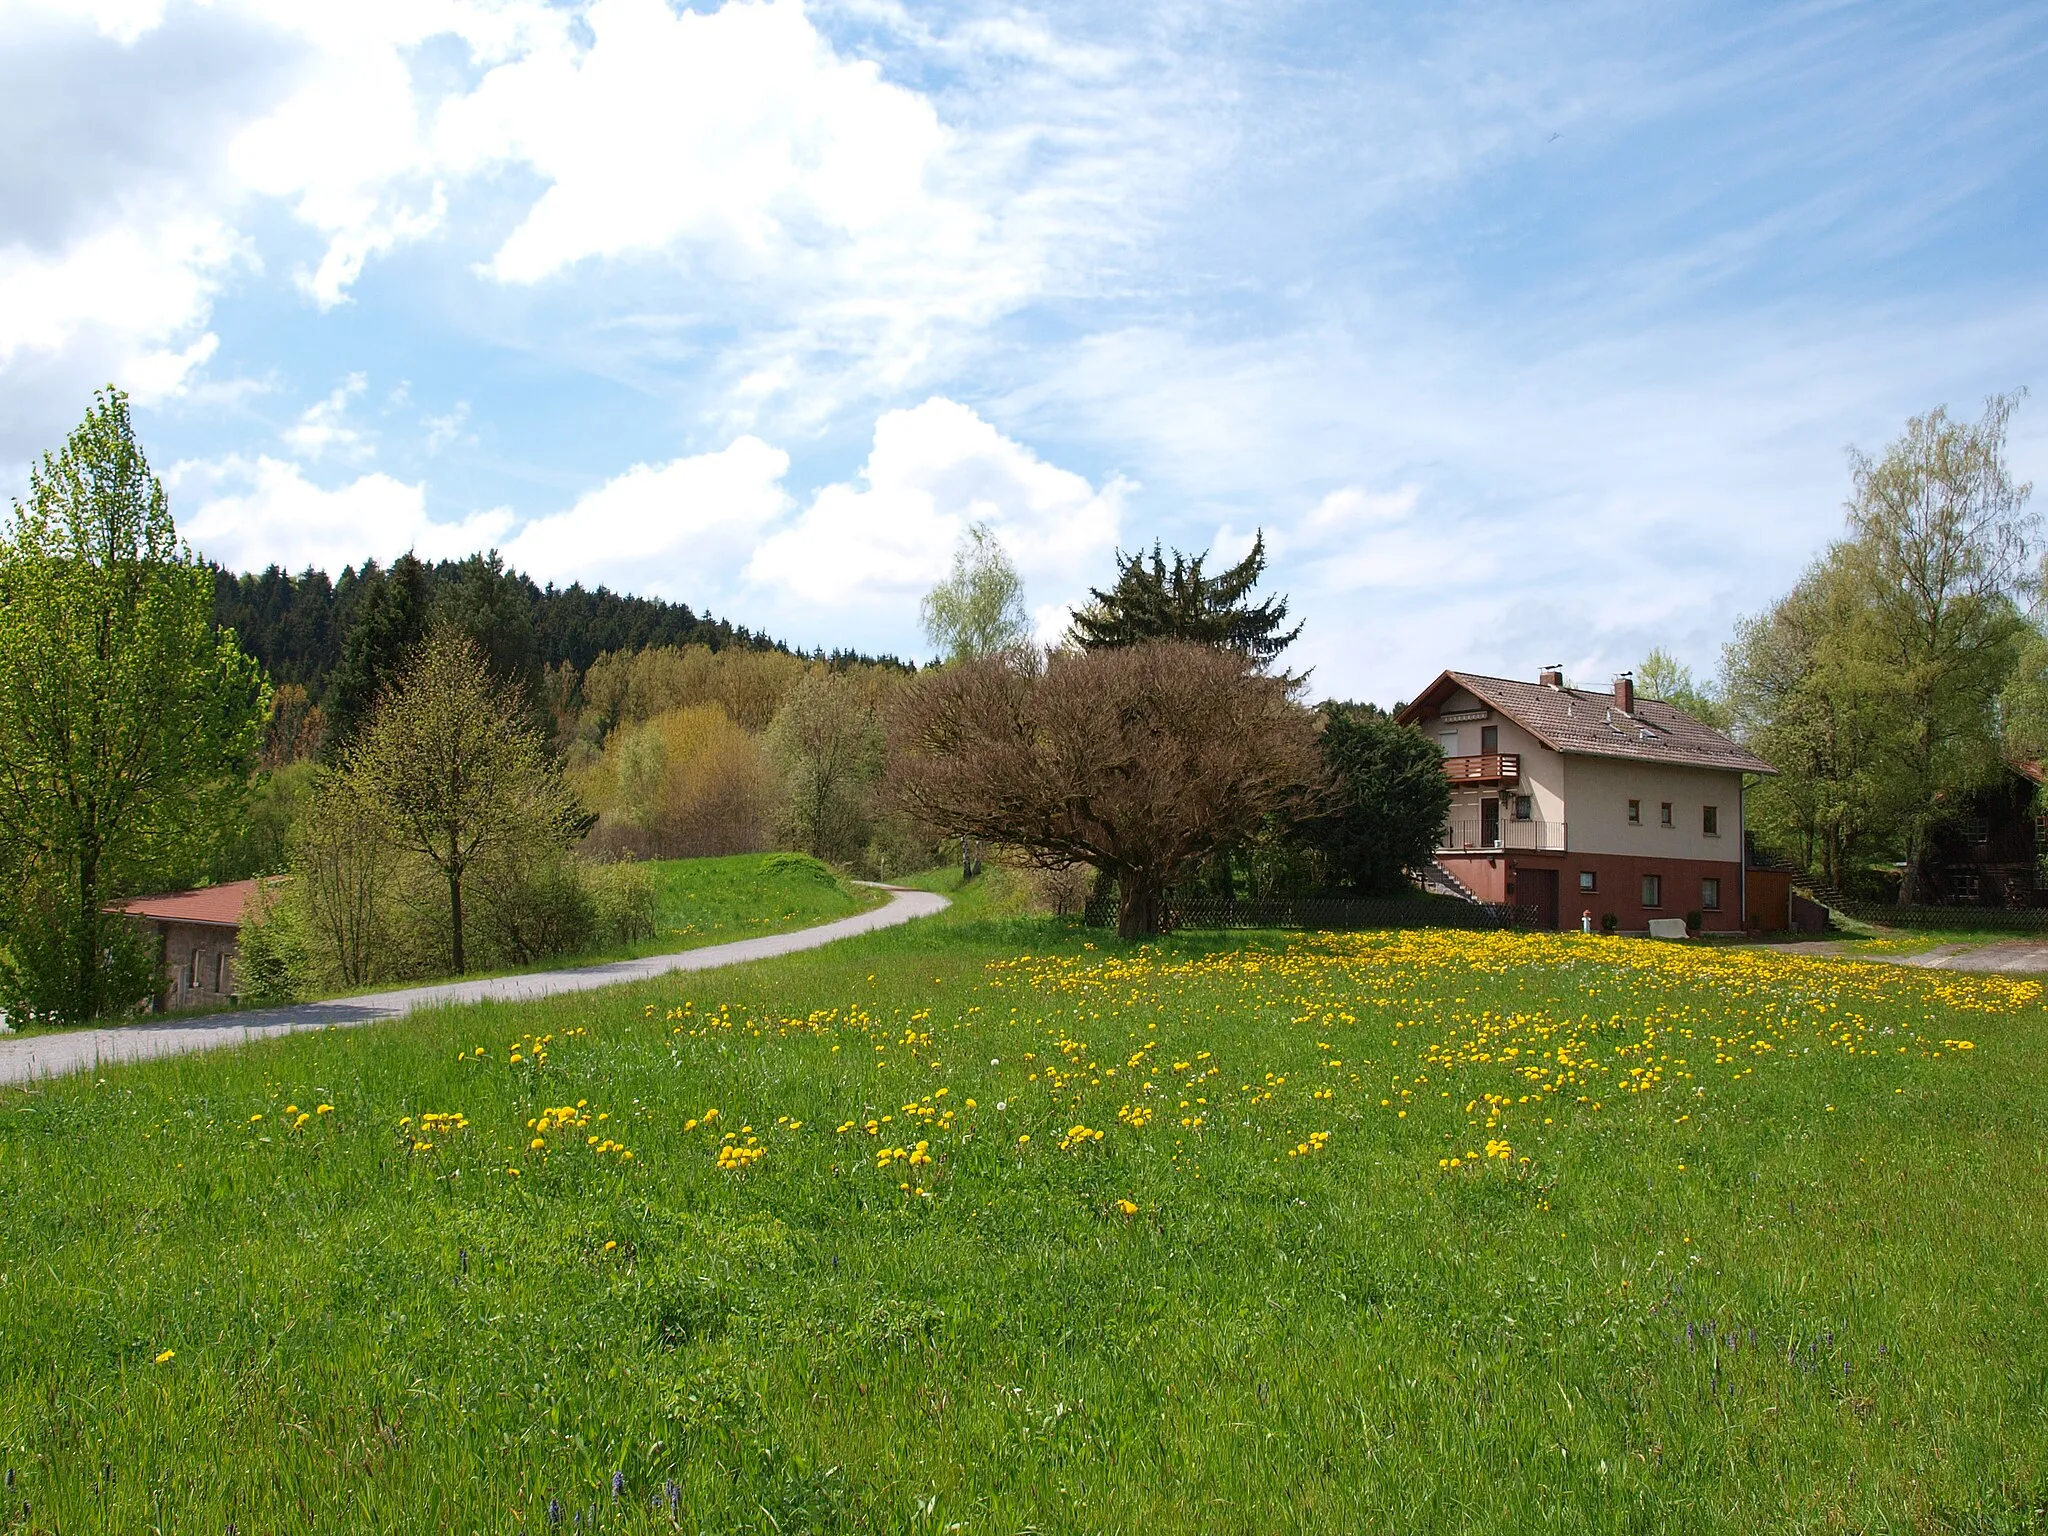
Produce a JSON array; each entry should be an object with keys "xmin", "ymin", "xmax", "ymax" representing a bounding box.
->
[{"xmin": 214, "ymin": 554, "xmax": 907, "ymax": 766}]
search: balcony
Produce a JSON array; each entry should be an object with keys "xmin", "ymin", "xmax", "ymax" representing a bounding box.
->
[
  {"xmin": 1438, "ymin": 808, "xmax": 1567, "ymax": 853},
  {"xmin": 1444, "ymin": 752, "xmax": 1520, "ymax": 784}
]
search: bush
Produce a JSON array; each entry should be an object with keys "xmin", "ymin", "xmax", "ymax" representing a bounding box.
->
[
  {"xmin": 470, "ymin": 850, "xmax": 597, "ymax": 967},
  {"xmin": 585, "ymin": 859, "xmax": 658, "ymax": 947},
  {"xmin": 236, "ymin": 880, "xmax": 310, "ymax": 1004}
]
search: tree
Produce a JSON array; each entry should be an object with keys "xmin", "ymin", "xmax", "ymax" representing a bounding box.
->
[
  {"xmin": 922, "ymin": 522, "xmax": 1030, "ymax": 662},
  {"xmin": 322, "ymin": 554, "xmax": 431, "ymax": 753},
  {"xmin": 1724, "ymin": 556, "xmax": 1906, "ymax": 889},
  {"xmin": 891, "ymin": 642, "xmax": 1325, "ymax": 939},
  {"xmin": 1308, "ymin": 704, "xmax": 1452, "ymax": 894},
  {"xmin": 766, "ymin": 670, "xmax": 886, "ymax": 863},
  {"xmin": 1841, "ymin": 393, "xmax": 2033, "ymax": 900},
  {"xmin": 1068, "ymin": 532, "xmax": 1301, "ymax": 667},
  {"xmin": 1722, "ymin": 392, "xmax": 2034, "ymax": 898},
  {"xmin": 345, "ymin": 628, "xmax": 585, "ymax": 973},
  {"xmin": 1636, "ymin": 648, "xmax": 1730, "ymax": 729},
  {"xmin": 0, "ymin": 388, "xmax": 267, "ymax": 1021}
]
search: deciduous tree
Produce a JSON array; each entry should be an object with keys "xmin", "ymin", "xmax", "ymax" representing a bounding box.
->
[
  {"xmin": 766, "ymin": 671, "xmax": 886, "ymax": 863},
  {"xmin": 0, "ymin": 388, "xmax": 267, "ymax": 1020},
  {"xmin": 345, "ymin": 628, "xmax": 585, "ymax": 973},
  {"xmin": 891, "ymin": 642, "xmax": 1324, "ymax": 938},
  {"xmin": 921, "ymin": 522, "xmax": 1030, "ymax": 662}
]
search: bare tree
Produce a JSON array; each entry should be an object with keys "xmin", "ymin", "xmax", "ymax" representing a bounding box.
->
[
  {"xmin": 890, "ymin": 641, "xmax": 1325, "ymax": 938},
  {"xmin": 346, "ymin": 628, "xmax": 585, "ymax": 972}
]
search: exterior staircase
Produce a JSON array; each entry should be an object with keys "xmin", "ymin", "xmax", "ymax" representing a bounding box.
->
[{"xmin": 1419, "ymin": 858, "xmax": 1483, "ymax": 906}]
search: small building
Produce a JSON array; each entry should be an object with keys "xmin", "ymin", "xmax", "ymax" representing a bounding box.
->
[
  {"xmin": 1396, "ymin": 669, "xmax": 1775, "ymax": 932},
  {"xmin": 1920, "ymin": 763, "xmax": 2046, "ymax": 908},
  {"xmin": 111, "ymin": 878, "xmax": 273, "ymax": 1012}
]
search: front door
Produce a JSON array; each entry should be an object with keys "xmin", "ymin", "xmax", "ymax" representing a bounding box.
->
[{"xmin": 1517, "ymin": 867, "xmax": 1559, "ymax": 929}]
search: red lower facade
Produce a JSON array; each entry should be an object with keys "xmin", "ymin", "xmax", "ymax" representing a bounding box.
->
[{"xmin": 1437, "ymin": 850, "xmax": 1748, "ymax": 933}]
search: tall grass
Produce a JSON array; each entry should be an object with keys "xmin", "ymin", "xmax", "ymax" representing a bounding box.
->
[{"xmin": 1, "ymin": 904, "xmax": 2042, "ymax": 1532}]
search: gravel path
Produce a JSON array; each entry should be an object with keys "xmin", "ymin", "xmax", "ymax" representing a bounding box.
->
[
  {"xmin": 1766, "ymin": 937, "xmax": 2048, "ymax": 972},
  {"xmin": 0, "ymin": 885, "xmax": 948, "ymax": 1087}
]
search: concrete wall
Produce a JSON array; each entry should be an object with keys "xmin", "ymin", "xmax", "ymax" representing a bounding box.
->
[{"xmin": 1561, "ymin": 755, "xmax": 1746, "ymax": 862}]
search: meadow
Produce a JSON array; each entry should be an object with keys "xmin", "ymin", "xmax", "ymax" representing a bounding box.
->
[
  {"xmin": 2, "ymin": 876, "xmax": 2044, "ymax": 1533},
  {"xmin": 623, "ymin": 851, "xmax": 881, "ymax": 958}
]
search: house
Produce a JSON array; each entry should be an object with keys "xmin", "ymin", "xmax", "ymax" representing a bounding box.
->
[
  {"xmin": 1920, "ymin": 762, "xmax": 2046, "ymax": 908},
  {"xmin": 1396, "ymin": 669, "xmax": 1775, "ymax": 932},
  {"xmin": 111, "ymin": 877, "xmax": 273, "ymax": 1012}
]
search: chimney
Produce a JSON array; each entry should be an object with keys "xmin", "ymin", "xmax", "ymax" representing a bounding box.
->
[
  {"xmin": 1538, "ymin": 666, "xmax": 1563, "ymax": 688},
  {"xmin": 1613, "ymin": 673, "xmax": 1634, "ymax": 714}
]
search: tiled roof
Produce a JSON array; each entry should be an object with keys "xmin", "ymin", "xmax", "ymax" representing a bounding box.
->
[
  {"xmin": 1400, "ymin": 671, "xmax": 1776, "ymax": 775},
  {"xmin": 111, "ymin": 877, "xmax": 278, "ymax": 928}
]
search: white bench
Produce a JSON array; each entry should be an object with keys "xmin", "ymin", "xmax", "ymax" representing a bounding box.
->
[{"xmin": 1647, "ymin": 918, "xmax": 1690, "ymax": 940}]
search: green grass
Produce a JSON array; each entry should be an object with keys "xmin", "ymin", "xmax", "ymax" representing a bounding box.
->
[
  {"xmin": 623, "ymin": 851, "xmax": 885, "ymax": 958},
  {"xmin": 3, "ymin": 905, "xmax": 2046, "ymax": 1533}
]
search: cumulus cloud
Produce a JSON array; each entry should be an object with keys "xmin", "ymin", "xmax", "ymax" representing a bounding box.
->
[
  {"xmin": 498, "ymin": 436, "xmax": 793, "ymax": 600},
  {"xmin": 280, "ymin": 372, "xmax": 372, "ymax": 461},
  {"xmin": 746, "ymin": 397, "xmax": 1124, "ymax": 637},
  {"xmin": 172, "ymin": 455, "xmax": 513, "ymax": 574}
]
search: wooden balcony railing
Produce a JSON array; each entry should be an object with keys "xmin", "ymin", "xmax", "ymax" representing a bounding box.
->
[{"xmin": 1444, "ymin": 752, "xmax": 1520, "ymax": 783}]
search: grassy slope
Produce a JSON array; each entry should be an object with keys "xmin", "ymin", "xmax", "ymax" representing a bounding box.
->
[
  {"xmin": 625, "ymin": 852, "xmax": 884, "ymax": 958},
  {"xmin": 1, "ymin": 900, "xmax": 2045, "ymax": 1533}
]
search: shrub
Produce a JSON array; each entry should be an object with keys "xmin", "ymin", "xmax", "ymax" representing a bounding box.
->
[
  {"xmin": 584, "ymin": 859, "xmax": 658, "ymax": 947},
  {"xmin": 470, "ymin": 851, "xmax": 597, "ymax": 966},
  {"xmin": 235, "ymin": 880, "xmax": 310, "ymax": 1005}
]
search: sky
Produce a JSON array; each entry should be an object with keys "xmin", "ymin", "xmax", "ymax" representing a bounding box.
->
[{"xmin": 2, "ymin": 0, "xmax": 2044, "ymax": 704}]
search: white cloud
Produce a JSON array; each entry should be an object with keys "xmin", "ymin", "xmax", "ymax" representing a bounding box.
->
[
  {"xmin": 0, "ymin": 217, "xmax": 236, "ymax": 402},
  {"xmin": 747, "ymin": 397, "xmax": 1124, "ymax": 637},
  {"xmin": 173, "ymin": 454, "xmax": 513, "ymax": 574},
  {"xmin": 280, "ymin": 372, "xmax": 371, "ymax": 461},
  {"xmin": 498, "ymin": 436, "xmax": 792, "ymax": 599}
]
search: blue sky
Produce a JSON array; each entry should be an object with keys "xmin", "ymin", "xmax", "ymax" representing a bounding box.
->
[{"xmin": 2, "ymin": 0, "xmax": 2044, "ymax": 702}]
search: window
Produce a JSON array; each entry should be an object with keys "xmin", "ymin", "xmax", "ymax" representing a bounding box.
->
[
  {"xmin": 1660, "ymin": 802, "xmax": 1674, "ymax": 827},
  {"xmin": 216, "ymin": 953, "xmax": 230, "ymax": 993},
  {"xmin": 1641, "ymin": 874, "xmax": 1662, "ymax": 907},
  {"xmin": 1967, "ymin": 816, "xmax": 1990, "ymax": 845},
  {"xmin": 1481, "ymin": 799, "xmax": 1501, "ymax": 847},
  {"xmin": 1703, "ymin": 805, "xmax": 1719, "ymax": 836},
  {"xmin": 1578, "ymin": 871, "xmax": 1597, "ymax": 893},
  {"xmin": 1480, "ymin": 725, "xmax": 1499, "ymax": 755},
  {"xmin": 1513, "ymin": 795, "xmax": 1532, "ymax": 821},
  {"xmin": 1701, "ymin": 877, "xmax": 1721, "ymax": 911},
  {"xmin": 185, "ymin": 951, "xmax": 198, "ymax": 991},
  {"xmin": 1950, "ymin": 870, "xmax": 1981, "ymax": 903},
  {"xmin": 1439, "ymin": 730, "xmax": 1459, "ymax": 756},
  {"xmin": 1627, "ymin": 799, "xmax": 1641, "ymax": 825}
]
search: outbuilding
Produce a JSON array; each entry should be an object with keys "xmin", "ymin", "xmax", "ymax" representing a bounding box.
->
[{"xmin": 111, "ymin": 878, "xmax": 274, "ymax": 1012}]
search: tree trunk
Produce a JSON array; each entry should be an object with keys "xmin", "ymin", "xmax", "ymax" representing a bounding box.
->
[
  {"xmin": 449, "ymin": 869, "xmax": 466, "ymax": 974},
  {"xmin": 76, "ymin": 832, "xmax": 101, "ymax": 1021},
  {"xmin": 1117, "ymin": 873, "xmax": 1162, "ymax": 941}
]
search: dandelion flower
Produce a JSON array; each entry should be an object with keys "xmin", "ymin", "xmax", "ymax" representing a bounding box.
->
[{"xmin": 154, "ymin": 1349, "xmax": 175, "ymax": 1365}]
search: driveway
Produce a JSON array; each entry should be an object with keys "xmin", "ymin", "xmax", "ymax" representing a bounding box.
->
[
  {"xmin": 1769, "ymin": 937, "xmax": 2048, "ymax": 973},
  {"xmin": 0, "ymin": 885, "xmax": 948, "ymax": 1087}
]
